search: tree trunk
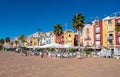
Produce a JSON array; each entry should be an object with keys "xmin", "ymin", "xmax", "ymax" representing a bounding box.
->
[{"xmin": 78, "ymin": 27, "xmax": 81, "ymax": 54}]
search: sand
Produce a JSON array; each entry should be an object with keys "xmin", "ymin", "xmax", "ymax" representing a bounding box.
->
[{"xmin": 0, "ymin": 51, "xmax": 120, "ymax": 77}]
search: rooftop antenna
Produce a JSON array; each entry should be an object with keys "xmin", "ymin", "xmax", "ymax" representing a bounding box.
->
[
  {"xmin": 96, "ymin": 16, "xmax": 99, "ymax": 21},
  {"xmin": 65, "ymin": 22, "xmax": 68, "ymax": 31},
  {"xmin": 113, "ymin": 11, "xmax": 120, "ymax": 17}
]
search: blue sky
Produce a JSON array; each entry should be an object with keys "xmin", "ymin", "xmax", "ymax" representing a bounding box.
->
[{"xmin": 0, "ymin": 0, "xmax": 120, "ymax": 39}]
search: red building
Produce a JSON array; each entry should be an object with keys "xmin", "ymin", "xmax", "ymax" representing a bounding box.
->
[
  {"xmin": 55, "ymin": 33, "xmax": 64, "ymax": 45},
  {"xmin": 94, "ymin": 20, "xmax": 103, "ymax": 47},
  {"xmin": 115, "ymin": 17, "xmax": 120, "ymax": 46}
]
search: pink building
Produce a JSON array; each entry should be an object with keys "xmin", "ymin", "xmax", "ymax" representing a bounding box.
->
[{"xmin": 82, "ymin": 24, "xmax": 94, "ymax": 47}]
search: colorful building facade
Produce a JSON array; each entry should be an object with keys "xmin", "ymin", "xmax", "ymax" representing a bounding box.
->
[
  {"xmin": 64, "ymin": 31, "xmax": 74, "ymax": 46},
  {"xmin": 83, "ymin": 24, "xmax": 94, "ymax": 47},
  {"xmin": 74, "ymin": 33, "xmax": 78, "ymax": 46},
  {"xmin": 115, "ymin": 17, "xmax": 120, "ymax": 46},
  {"xmin": 94, "ymin": 20, "xmax": 103, "ymax": 48},
  {"xmin": 55, "ymin": 33, "xmax": 64, "ymax": 45},
  {"xmin": 102, "ymin": 16, "xmax": 115, "ymax": 47}
]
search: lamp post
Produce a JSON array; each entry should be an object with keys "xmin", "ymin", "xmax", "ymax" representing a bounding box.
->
[{"xmin": 38, "ymin": 28, "xmax": 40, "ymax": 46}]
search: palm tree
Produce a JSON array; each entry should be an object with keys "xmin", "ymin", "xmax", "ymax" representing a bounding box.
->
[
  {"xmin": 37, "ymin": 28, "xmax": 40, "ymax": 46},
  {"xmin": 72, "ymin": 13, "xmax": 85, "ymax": 54},
  {"xmin": 53, "ymin": 24, "xmax": 63, "ymax": 36},
  {"xmin": 18, "ymin": 35, "xmax": 26, "ymax": 47},
  {"xmin": 5, "ymin": 37, "xmax": 10, "ymax": 43},
  {"xmin": 0, "ymin": 39, "xmax": 5, "ymax": 46}
]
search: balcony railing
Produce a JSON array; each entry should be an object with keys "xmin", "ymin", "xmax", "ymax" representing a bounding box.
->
[{"xmin": 84, "ymin": 37, "xmax": 91, "ymax": 40}]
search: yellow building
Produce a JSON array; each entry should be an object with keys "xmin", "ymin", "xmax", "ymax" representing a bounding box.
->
[
  {"xmin": 11, "ymin": 37, "xmax": 19, "ymax": 48},
  {"xmin": 23, "ymin": 42, "xmax": 28, "ymax": 47},
  {"xmin": 32, "ymin": 38, "xmax": 38, "ymax": 46},
  {"xmin": 64, "ymin": 31, "xmax": 74, "ymax": 46},
  {"xmin": 102, "ymin": 16, "xmax": 115, "ymax": 47},
  {"xmin": 12, "ymin": 41, "xmax": 18, "ymax": 48}
]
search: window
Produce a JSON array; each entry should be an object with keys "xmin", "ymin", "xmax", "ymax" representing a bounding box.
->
[
  {"xmin": 108, "ymin": 34, "xmax": 113, "ymax": 44},
  {"xmin": 118, "ymin": 37, "xmax": 120, "ymax": 45},
  {"xmin": 86, "ymin": 28, "xmax": 89, "ymax": 31},
  {"xmin": 118, "ymin": 20, "xmax": 120, "ymax": 23},
  {"xmin": 87, "ymin": 34, "xmax": 89, "ymax": 38},
  {"xmin": 109, "ymin": 34, "xmax": 113, "ymax": 36},
  {"xmin": 69, "ymin": 34, "xmax": 71, "ymax": 37},
  {"xmin": 96, "ymin": 41, "xmax": 100, "ymax": 46},
  {"xmin": 87, "ymin": 42, "xmax": 89, "ymax": 46},
  {"xmin": 96, "ymin": 34, "xmax": 100, "ymax": 40},
  {"xmin": 108, "ymin": 20, "xmax": 112, "ymax": 24},
  {"xmin": 108, "ymin": 26, "xmax": 114, "ymax": 31},
  {"xmin": 118, "ymin": 32, "xmax": 120, "ymax": 36},
  {"xmin": 96, "ymin": 27, "xmax": 100, "ymax": 33}
]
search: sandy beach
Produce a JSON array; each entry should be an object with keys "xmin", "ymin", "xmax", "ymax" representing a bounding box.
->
[{"xmin": 0, "ymin": 51, "xmax": 120, "ymax": 77}]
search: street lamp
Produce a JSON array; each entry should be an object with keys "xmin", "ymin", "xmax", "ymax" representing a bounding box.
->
[{"xmin": 37, "ymin": 28, "xmax": 40, "ymax": 46}]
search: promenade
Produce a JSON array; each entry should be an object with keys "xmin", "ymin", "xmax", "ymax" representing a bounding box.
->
[{"xmin": 0, "ymin": 51, "xmax": 120, "ymax": 77}]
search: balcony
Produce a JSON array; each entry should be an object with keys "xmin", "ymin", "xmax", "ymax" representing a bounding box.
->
[
  {"xmin": 86, "ymin": 30, "xmax": 90, "ymax": 34},
  {"xmin": 84, "ymin": 37, "xmax": 91, "ymax": 40},
  {"xmin": 108, "ymin": 26, "xmax": 114, "ymax": 32}
]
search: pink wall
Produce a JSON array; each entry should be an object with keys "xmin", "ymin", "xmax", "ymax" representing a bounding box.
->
[{"xmin": 82, "ymin": 24, "xmax": 94, "ymax": 47}]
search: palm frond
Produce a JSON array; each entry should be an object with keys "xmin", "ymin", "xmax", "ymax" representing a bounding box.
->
[
  {"xmin": 72, "ymin": 13, "xmax": 85, "ymax": 30},
  {"xmin": 53, "ymin": 24, "xmax": 63, "ymax": 36}
]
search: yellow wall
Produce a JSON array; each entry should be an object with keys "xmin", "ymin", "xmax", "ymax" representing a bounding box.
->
[
  {"xmin": 108, "ymin": 19, "xmax": 115, "ymax": 45},
  {"xmin": 12, "ymin": 42, "xmax": 17, "ymax": 48},
  {"xmin": 64, "ymin": 31, "xmax": 74, "ymax": 46},
  {"xmin": 102, "ymin": 18, "xmax": 115, "ymax": 47},
  {"xmin": 102, "ymin": 20, "xmax": 108, "ymax": 47},
  {"xmin": 32, "ymin": 38, "xmax": 38, "ymax": 46},
  {"xmin": 24, "ymin": 42, "xmax": 28, "ymax": 47},
  {"xmin": 52, "ymin": 34, "xmax": 56, "ymax": 43}
]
